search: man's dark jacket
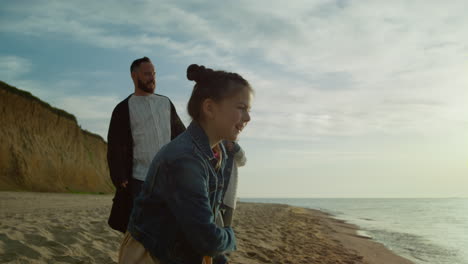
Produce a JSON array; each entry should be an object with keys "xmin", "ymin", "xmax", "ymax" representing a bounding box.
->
[{"xmin": 107, "ymin": 94, "xmax": 186, "ymax": 233}]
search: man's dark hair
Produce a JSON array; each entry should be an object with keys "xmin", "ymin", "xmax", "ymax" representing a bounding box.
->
[{"xmin": 130, "ymin": 57, "xmax": 152, "ymax": 73}]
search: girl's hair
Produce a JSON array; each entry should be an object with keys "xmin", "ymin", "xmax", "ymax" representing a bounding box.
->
[{"xmin": 186, "ymin": 64, "xmax": 252, "ymax": 121}]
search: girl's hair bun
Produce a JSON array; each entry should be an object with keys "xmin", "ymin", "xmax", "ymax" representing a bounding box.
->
[
  {"xmin": 187, "ymin": 64, "xmax": 213, "ymax": 82},
  {"xmin": 187, "ymin": 64, "xmax": 203, "ymax": 82}
]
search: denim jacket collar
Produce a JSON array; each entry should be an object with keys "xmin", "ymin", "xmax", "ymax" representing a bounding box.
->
[
  {"xmin": 187, "ymin": 121, "xmax": 216, "ymax": 161},
  {"xmin": 187, "ymin": 121, "xmax": 228, "ymax": 164}
]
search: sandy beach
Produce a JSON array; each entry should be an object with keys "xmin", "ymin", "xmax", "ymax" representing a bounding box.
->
[{"xmin": 0, "ymin": 192, "xmax": 413, "ymax": 264}]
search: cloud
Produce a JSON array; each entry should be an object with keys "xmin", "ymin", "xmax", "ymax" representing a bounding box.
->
[
  {"xmin": 56, "ymin": 96, "xmax": 118, "ymax": 120},
  {"xmin": 2, "ymin": 0, "xmax": 467, "ymax": 142},
  {"xmin": 2, "ymin": 1, "xmax": 467, "ymax": 198},
  {"xmin": 0, "ymin": 1, "xmax": 235, "ymax": 61},
  {"xmin": 55, "ymin": 95, "xmax": 121, "ymax": 138},
  {"xmin": 0, "ymin": 55, "xmax": 32, "ymax": 79}
]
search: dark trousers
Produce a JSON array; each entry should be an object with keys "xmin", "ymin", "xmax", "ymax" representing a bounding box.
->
[{"xmin": 108, "ymin": 178, "xmax": 144, "ymax": 233}]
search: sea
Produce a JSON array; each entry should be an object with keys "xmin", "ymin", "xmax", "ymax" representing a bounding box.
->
[{"xmin": 241, "ymin": 198, "xmax": 468, "ymax": 264}]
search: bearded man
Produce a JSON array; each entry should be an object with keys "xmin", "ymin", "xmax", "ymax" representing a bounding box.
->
[{"xmin": 107, "ymin": 57, "xmax": 186, "ymax": 233}]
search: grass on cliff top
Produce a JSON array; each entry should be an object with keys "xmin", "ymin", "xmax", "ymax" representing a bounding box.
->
[
  {"xmin": 1, "ymin": 80, "xmax": 77, "ymax": 122},
  {"xmin": 1, "ymin": 80, "xmax": 105, "ymax": 142}
]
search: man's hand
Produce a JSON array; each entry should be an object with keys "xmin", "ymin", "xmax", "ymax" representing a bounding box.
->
[{"xmin": 120, "ymin": 180, "xmax": 129, "ymax": 188}]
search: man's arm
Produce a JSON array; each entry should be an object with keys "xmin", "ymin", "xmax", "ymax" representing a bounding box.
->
[
  {"xmin": 107, "ymin": 104, "xmax": 130, "ymax": 188},
  {"xmin": 170, "ymin": 101, "xmax": 186, "ymax": 139}
]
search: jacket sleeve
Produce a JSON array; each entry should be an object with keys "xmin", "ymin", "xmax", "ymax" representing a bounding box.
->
[
  {"xmin": 164, "ymin": 155, "xmax": 236, "ymax": 257},
  {"xmin": 107, "ymin": 104, "xmax": 130, "ymax": 188},
  {"xmin": 169, "ymin": 101, "xmax": 186, "ymax": 139}
]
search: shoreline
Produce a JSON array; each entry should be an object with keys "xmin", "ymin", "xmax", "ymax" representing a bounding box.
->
[
  {"xmin": 231, "ymin": 202, "xmax": 413, "ymax": 264},
  {"xmin": 310, "ymin": 208, "xmax": 414, "ymax": 264},
  {"xmin": 0, "ymin": 191, "xmax": 413, "ymax": 263}
]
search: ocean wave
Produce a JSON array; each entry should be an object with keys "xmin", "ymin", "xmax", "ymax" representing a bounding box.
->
[{"xmin": 367, "ymin": 229, "xmax": 462, "ymax": 264}]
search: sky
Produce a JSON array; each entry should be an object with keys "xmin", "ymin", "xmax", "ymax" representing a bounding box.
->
[{"xmin": 1, "ymin": 0, "xmax": 467, "ymax": 198}]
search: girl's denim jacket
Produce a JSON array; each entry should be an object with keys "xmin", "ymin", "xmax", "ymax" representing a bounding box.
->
[{"xmin": 127, "ymin": 121, "xmax": 236, "ymax": 264}]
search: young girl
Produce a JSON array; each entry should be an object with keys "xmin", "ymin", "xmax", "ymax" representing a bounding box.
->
[{"xmin": 119, "ymin": 64, "xmax": 253, "ymax": 264}]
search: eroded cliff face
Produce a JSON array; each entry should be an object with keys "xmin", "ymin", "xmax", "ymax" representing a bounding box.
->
[{"xmin": 0, "ymin": 81, "xmax": 114, "ymax": 193}]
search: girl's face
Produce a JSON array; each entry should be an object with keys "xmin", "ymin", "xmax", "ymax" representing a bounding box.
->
[{"xmin": 212, "ymin": 87, "xmax": 252, "ymax": 141}]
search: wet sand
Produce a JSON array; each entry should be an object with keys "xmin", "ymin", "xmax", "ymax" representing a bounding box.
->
[{"xmin": 0, "ymin": 192, "xmax": 413, "ymax": 263}]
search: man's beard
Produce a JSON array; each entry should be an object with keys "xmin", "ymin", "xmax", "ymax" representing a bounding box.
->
[{"xmin": 138, "ymin": 79, "xmax": 155, "ymax": 93}]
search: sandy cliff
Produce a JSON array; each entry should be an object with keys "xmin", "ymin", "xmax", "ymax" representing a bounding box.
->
[{"xmin": 0, "ymin": 81, "xmax": 114, "ymax": 193}]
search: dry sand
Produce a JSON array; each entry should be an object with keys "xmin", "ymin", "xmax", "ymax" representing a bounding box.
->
[{"xmin": 0, "ymin": 192, "xmax": 413, "ymax": 264}]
